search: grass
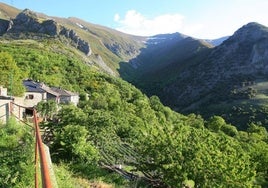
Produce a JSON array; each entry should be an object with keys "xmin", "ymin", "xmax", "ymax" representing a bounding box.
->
[
  {"xmin": 53, "ymin": 163, "xmax": 89, "ymax": 188},
  {"xmin": 53, "ymin": 162, "xmax": 152, "ymax": 188},
  {"xmin": 0, "ymin": 118, "xmax": 119, "ymax": 188},
  {"xmin": 53, "ymin": 163, "xmax": 130, "ymax": 188}
]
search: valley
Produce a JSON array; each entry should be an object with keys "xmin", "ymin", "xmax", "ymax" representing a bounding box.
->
[{"xmin": 0, "ymin": 2, "xmax": 268, "ymax": 187}]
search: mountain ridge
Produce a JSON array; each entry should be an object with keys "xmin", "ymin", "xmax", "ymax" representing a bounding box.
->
[
  {"xmin": 140, "ymin": 22, "xmax": 268, "ymax": 129},
  {"xmin": 0, "ymin": 3, "xmax": 146, "ymax": 76},
  {"xmin": 1, "ymin": 3, "xmax": 268, "ymax": 129},
  {"xmin": 1, "ymin": 3, "xmax": 268, "ymax": 188}
]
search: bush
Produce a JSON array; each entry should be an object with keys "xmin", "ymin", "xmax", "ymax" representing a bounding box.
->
[
  {"xmin": 0, "ymin": 117, "xmax": 34, "ymax": 187},
  {"xmin": 51, "ymin": 125, "xmax": 99, "ymax": 163}
]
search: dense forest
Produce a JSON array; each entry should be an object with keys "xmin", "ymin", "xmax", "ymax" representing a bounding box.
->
[{"xmin": 0, "ymin": 39, "xmax": 268, "ymax": 187}]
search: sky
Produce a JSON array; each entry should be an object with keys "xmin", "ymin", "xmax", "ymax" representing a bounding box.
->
[{"xmin": 1, "ymin": 0, "xmax": 268, "ymax": 39}]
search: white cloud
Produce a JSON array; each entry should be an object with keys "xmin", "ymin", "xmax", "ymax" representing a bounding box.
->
[
  {"xmin": 187, "ymin": 0, "xmax": 268, "ymax": 39},
  {"xmin": 114, "ymin": 5, "xmax": 268, "ymax": 39},
  {"xmin": 114, "ymin": 13, "xmax": 120, "ymax": 22},
  {"xmin": 114, "ymin": 10, "xmax": 188, "ymax": 36}
]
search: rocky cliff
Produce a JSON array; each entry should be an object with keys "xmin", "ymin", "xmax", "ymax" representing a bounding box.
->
[
  {"xmin": 0, "ymin": 19, "xmax": 9, "ymax": 35},
  {"xmin": 7, "ymin": 9, "xmax": 59, "ymax": 35},
  {"xmin": 1, "ymin": 9, "xmax": 91, "ymax": 56},
  {"xmin": 60, "ymin": 27, "xmax": 91, "ymax": 56}
]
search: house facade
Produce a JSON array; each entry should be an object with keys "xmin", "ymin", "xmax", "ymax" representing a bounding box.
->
[
  {"xmin": 0, "ymin": 86, "xmax": 23, "ymax": 123},
  {"xmin": 50, "ymin": 87, "xmax": 79, "ymax": 106},
  {"xmin": 22, "ymin": 79, "xmax": 79, "ymax": 107},
  {"xmin": 0, "ymin": 86, "xmax": 12, "ymax": 123},
  {"xmin": 0, "ymin": 80, "xmax": 80, "ymax": 122},
  {"xmin": 22, "ymin": 80, "xmax": 48, "ymax": 107}
]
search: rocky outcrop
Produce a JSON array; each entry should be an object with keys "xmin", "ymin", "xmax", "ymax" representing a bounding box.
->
[
  {"xmin": 92, "ymin": 54, "xmax": 116, "ymax": 76},
  {"xmin": 104, "ymin": 41, "xmax": 140, "ymax": 59},
  {"xmin": 4, "ymin": 9, "xmax": 91, "ymax": 56},
  {"xmin": 0, "ymin": 19, "xmax": 9, "ymax": 35},
  {"xmin": 7, "ymin": 9, "xmax": 59, "ymax": 35},
  {"xmin": 60, "ymin": 28, "xmax": 91, "ymax": 56},
  {"xmin": 250, "ymin": 39, "xmax": 268, "ymax": 68}
]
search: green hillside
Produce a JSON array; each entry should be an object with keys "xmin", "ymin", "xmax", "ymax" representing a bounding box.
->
[
  {"xmin": 191, "ymin": 79, "xmax": 268, "ymax": 130},
  {"xmin": 0, "ymin": 4, "xmax": 145, "ymax": 77},
  {"xmin": 0, "ymin": 33, "xmax": 267, "ymax": 188},
  {"xmin": 53, "ymin": 16, "xmax": 145, "ymax": 74},
  {"xmin": 0, "ymin": 4, "xmax": 268, "ymax": 187}
]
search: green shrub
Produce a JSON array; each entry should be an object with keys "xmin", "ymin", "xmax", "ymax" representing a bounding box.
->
[{"xmin": 0, "ymin": 117, "xmax": 34, "ymax": 187}]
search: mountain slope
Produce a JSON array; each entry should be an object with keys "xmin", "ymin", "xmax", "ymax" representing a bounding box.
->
[
  {"xmin": 205, "ymin": 36, "xmax": 229, "ymax": 46},
  {"xmin": 131, "ymin": 22, "xmax": 268, "ymax": 129},
  {"xmin": 118, "ymin": 33, "xmax": 214, "ymax": 99},
  {"xmin": 119, "ymin": 33, "xmax": 213, "ymax": 82},
  {"xmin": 0, "ymin": 4, "xmax": 145, "ymax": 76},
  {"xmin": 0, "ymin": 2, "xmax": 20, "ymax": 19},
  {"xmin": 2, "ymin": 3, "xmax": 268, "ymax": 130},
  {"xmin": 179, "ymin": 22, "xmax": 268, "ymax": 109},
  {"xmin": 0, "ymin": 4, "xmax": 268, "ymax": 187}
]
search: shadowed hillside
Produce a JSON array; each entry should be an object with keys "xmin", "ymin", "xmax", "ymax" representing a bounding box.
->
[
  {"xmin": 123, "ymin": 22, "xmax": 268, "ymax": 129},
  {"xmin": 1, "ymin": 3, "xmax": 268, "ymax": 187}
]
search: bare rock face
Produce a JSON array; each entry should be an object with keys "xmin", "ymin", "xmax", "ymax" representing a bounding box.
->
[
  {"xmin": 0, "ymin": 19, "xmax": 9, "ymax": 35},
  {"xmin": 92, "ymin": 54, "xmax": 116, "ymax": 76},
  {"xmin": 8, "ymin": 9, "xmax": 59, "ymax": 35},
  {"xmin": 60, "ymin": 28, "xmax": 91, "ymax": 56},
  {"xmin": 5, "ymin": 9, "xmax": 91, "ymax": 56}
]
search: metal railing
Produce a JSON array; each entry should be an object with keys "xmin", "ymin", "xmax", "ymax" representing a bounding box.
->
[{"xmin": 9, "ymin": 102, "xmax": 53, "ymax": 188}]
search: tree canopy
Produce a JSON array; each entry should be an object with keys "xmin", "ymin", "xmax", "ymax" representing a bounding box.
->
[
  {"xmin": 1, "ymin": 39, "xmax": 268, "ymax": 187},
  {"xmin": 0, "ymin": 52, "xmax": 25, "ymax": 96}
]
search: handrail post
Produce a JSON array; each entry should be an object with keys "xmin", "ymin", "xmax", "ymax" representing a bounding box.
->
[
  {"xmin": 33, "ymin": 109, "xmax": 52, "ymax": 188},
  {"xmin": 35, "ymin": 134, "xmax": 39, "ymax": 188}
]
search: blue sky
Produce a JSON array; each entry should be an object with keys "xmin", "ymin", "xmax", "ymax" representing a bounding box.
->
[{"xmin": 1, "ymin": 0, "xmax": 268, "ymax": 39}]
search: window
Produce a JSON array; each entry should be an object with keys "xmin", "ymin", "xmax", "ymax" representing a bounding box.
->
[{"xmin": 26, "ymin": 94, "xmax": 34, "ymax": 99}]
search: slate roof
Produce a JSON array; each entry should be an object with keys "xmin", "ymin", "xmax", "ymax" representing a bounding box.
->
[
  {"xmin": 23, "ymin": 79, "xmax": 59, "ymax": 96},
  {"xmin": 50, "ymin": 87, "xmax": 78, "ymax": 96},
  {"xmin": 39, "ymin": 84, "xmax": 60, "ymax": 97},
  {"xmin": 23, "ymin": 79, "xmax": 78, "ymax": 97},
  {"xmin": 23, "ymin": 80, "xmax": 46, "ymax": 93}
]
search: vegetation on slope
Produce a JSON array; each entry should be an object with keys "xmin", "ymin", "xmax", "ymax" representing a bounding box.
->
[
  {"xmin": 0, "ymin": 4, "xmax": 145, "ymax": 76},
  {"xmin": 0, "ymin": 35, "xmax": 268, "ymax": 187},
  {"xmin": 0, "ymin": 118, "xmax": 34, "ymax": 187},
  {"xmin": 44, "ymin": 74, "xmax": 268, "ymax": 187},
  {"xmin": 0, "ymin": 118, "xmax": 106, "ymax": 188},
  {"xmin": 0, "ymin": 52, "xmax": 25, "ymax": 96},
  {"xmin": 0, "ymin": 39, "xmax": 99, "ymax": 93}
]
